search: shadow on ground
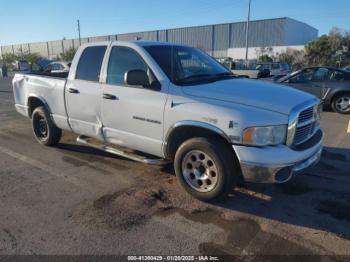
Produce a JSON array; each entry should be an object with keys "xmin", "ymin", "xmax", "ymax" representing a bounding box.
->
[
  {"xmin": 56, "ymin": 137, "xmax": 350, "ymax": 241},
  {"xmin": 220, "ymin": 146, "xmax": 350, "ymax": 240},
  {"xmin": 52, "ymin": 133, "xmax": 350, "ymax": 257}
]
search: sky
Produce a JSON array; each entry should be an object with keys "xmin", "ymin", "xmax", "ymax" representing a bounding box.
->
[{"xmin": 0, "ymin": 0, "xmax": 349, "ymax": 46}]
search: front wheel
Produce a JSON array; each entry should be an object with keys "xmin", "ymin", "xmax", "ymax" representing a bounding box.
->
[
  {"xmin": 174, "ymin": 137, "xmax": 238, "ymax": 202},
  {"xmin": 331, "ymin": 93, "xmax": 350, "ymax": 114},
  {"xmin": 32, "ymin": 106, "xmax": 62, "ymax": 146}
]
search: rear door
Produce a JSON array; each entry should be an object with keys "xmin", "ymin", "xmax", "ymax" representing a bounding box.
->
[{"xmin": 65, "ymin": 44, "xmax": 107, "ymax": 139}]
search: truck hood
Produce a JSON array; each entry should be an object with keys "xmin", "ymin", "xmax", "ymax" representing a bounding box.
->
[{"xmin": 181, "ymin": 78, "xmax": 315, "ymax": 115}]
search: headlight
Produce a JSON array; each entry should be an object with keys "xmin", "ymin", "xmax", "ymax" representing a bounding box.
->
[{"xmin": 242, "ymin": 125, "xmax": 287, "ymax": 146}]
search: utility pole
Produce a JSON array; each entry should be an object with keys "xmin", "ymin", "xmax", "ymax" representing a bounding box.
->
[
  {"xmin": 245, "ymin": 0, "xmax": 251, "ymax": 68},
  {"xmin": 77, "ymin": 19, "xmax": 81, "ymax": 46}
]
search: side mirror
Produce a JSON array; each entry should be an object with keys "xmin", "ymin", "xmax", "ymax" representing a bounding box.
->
[{"xmin": 124, "ymin": 69, "xmax": 149, "ymax": 87}]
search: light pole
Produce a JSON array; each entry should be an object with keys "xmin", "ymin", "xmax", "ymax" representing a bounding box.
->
[
  {"xmin": 245, "ymin": 0, "xmax": 251, "ymax": 68},
  {"xmin": 77, "ymin": 19, "xmax": 81, "ymax": 46}
]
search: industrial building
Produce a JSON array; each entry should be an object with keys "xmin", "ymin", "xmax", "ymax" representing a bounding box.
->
[{"xmin": 0, "ymin": 17, "xmax": 318, "ymax": 60}]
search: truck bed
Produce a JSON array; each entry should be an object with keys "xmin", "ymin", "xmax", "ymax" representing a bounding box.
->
[
  {"xmin": 12, "ymin": 72, "xmax": 69, "ymax": 130},
  {"xmin": 26, "ymin": 71, "xmax": 69, "ymax": 79}
]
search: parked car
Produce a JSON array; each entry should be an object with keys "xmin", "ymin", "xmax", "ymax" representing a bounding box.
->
[
  {"xmin": 278, "ymin": 67, "xmax": 350, "ymax": 114},
  {"xmin": 218, "ymin": 58, "xmax": 270, "ymax": 79},
  {"xmin": 256, "ymin": 62, "xmax": 290, "ymax": 77},
  {"xmin": 343, "ymin": 65, "xmax": 350, "ymax": 72},
  {"xmin": 31, "ymin": 58, "xmax": 53, "ymax": 73},
  {"xmin": 12, "ymin": 60, "xmax": 30, "ymax": 72},
  {"xmin": 12, "ymin": 41, "xmax": 323, "ymax": 201},
  {"xmin": 45, "ymin": 61, "xmax": 71, "ymax": 73}
]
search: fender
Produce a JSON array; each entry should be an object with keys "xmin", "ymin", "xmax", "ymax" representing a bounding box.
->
[
  {"xmin": 326, "ymin": 89, "xmax": 350, "ymax": 105},
  {"xmin": 27, "ymin": 94, "xmax": 55, "ymax": 121},
  {"xmin": 163, "ymin": 120, "xmax": 232, "ymax": 158}
]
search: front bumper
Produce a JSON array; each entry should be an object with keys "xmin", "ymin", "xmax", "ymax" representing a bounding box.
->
[{"xmin": 233, "ymin": 130, "xmax": 323, "ymax": 183}]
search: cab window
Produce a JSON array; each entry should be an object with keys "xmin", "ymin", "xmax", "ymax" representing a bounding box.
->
[
  {"xmin": 329, "ymin": 70, "xmax": 350, "ymax": 81},
  {"xmin": 288, "ymin": 68, "xmax": 329, "ymax": 83},
  {"xmin": 76, "ymin": 46, "xmax": 107, "ymax": 81},
  {"xmin": 289, "ymin": 69, "xmax": 314, "ymax": 83},
  {"xmin": 312, "ymin": 68, "xmax": 329, "ymax": 81},
  {"xmin": 107, "ymin": 46, "xmax": 147, "ymax": 85}
]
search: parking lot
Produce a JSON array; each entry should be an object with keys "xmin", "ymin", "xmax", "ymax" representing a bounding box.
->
[{"xmin": 0, "ymin": 77, "xmax": 349, "ymax": 257}]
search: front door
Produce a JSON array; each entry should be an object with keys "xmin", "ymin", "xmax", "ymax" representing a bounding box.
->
[
  {"xmin": 65, "ymin": 45, "xmax": 107, "ymax": 139},
  {"xmin": 101, "ymin": 46, "xmax": 168, "ymax": 157},
  {"xmin": 283, "ymin": 68, "xmax": 327, "ymax": 99}
]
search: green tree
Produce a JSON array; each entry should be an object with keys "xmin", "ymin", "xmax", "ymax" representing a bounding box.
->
[
  {"xmin": 278, "ymin": 48, "xmax": 306, "ymax": 70},
  {"xmin": 258, "ymin": 54, "xmax": 273, "ymax": 62},
  {"xmin": 17, "ymin": 52, "xmax": 41, "ymax": 64},
  {"xmin": 0, "ymin": 53, "xmax": 17, "ymax": 65},
  {"xmin": 60, "ymin": 47, "xmax": 77, "ymax": 61},
  {"xmin": 305, "ymin": 27, "xmax": 350, "ymax": 67},
  {"xmin": 0, "ymin": 51, "xmax": 41, "ymax": 66}
]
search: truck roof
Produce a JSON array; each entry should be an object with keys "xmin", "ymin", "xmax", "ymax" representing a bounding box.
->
[{"xmin": 80, "ymin": 40, "xmax": 188, "ymax": 48}]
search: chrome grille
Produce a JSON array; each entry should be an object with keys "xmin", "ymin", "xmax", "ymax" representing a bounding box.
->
[
  {"xmin": 298, "ymin": 107, "xmax": 314, "ymax": 123},
  {"xmin": 293, "ymin": 105, "xmax": 317, "ymax": 145},
  {"xmin": 294, "ymin": 123, "xmax": 315, "ymax": 145}
]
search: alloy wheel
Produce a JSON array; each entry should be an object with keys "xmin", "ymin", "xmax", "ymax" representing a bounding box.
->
[{"xmin": 181, "ymin": 150, "xmax": 219, "ymax": 193}]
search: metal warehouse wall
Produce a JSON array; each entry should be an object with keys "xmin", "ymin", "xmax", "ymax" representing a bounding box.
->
[
  {"xmin": 285, "ymin": 18, "xmax": 319, "ymax": 46},
  {"xmin": 0, "ymin": 17, "xmax": 318, "ymax": 59}
]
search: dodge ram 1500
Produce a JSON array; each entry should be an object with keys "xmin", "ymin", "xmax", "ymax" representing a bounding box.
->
[{"xmin": 13, "ymin": 41, "xmax": 323, "ymax": 201}]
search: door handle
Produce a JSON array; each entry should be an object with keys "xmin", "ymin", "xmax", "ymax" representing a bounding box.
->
[
  {"xmin": 103, "ymin": 93, "xmax": 118, "ymax": 100},
  {"xmin": 68, "ymin": 88, "xmax": 79, "ymax": 94}
]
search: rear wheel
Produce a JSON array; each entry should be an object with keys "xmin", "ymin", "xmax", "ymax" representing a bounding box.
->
[
  {"xmin": 32, "ymin": 106, "xmax": 62, "ymax": 146},
  {"xmin": 331, "ymin": 93, "xmax": 350, "ymax": 114},
  {"xmin": 174, "ymin": 137, "xmax": 238, "ymax": 202}
]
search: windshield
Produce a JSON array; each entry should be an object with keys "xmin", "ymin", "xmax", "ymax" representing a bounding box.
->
[
  {"xmin": 278, "ymin": 70, "xmax": 300, "ymax": 82},
  {"xmin": 144, "ymin": 45, "xmax": 234, "ymax": 85}
]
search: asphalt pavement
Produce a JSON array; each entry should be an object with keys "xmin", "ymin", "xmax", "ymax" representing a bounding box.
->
[{"xmin": 0, "ymin": 77, "xmax": 349, "ymax": 258}]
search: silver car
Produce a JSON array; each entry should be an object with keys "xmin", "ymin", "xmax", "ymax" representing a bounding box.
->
[{"xmin": 278, "ymin": 67, "xmax": 350, "ymax": 114}]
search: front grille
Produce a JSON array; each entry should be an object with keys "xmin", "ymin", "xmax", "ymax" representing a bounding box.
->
[
  {"xmin": 294, "ymin": 122, "xmax": 315, "ymax": 145},
  {"xmin": 298, "ymin": 107, "xmax": 314, "ymax": 123},
  {"xmin": 293, "ymin": 105, "xmax": 317, "ymax": 145}
]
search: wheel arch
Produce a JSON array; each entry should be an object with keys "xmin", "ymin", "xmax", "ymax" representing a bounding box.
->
[
  {"xmin": 27, "ymin": 95, "xmax": 52, "ymax": 118},
  {"xmin": 330, "ymin": 90, "xmax": 350, "ymax": 113},
  {"xmin": 330, "ymin": 90, "xmax": 350, "ymax": 102},
  {"xmin": 163, "ymin": 121, "xmax": 232, "ymax": 160}
]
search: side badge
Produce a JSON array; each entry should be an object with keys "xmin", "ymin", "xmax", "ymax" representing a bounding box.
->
[{"xmin": 229, "ymin": 121, "xmax": 238, "ymax": 129}]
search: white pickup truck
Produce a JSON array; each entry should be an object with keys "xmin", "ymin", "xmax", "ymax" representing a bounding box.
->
[{"xmin": 13, "ymin": 41, "xmax": 323, "ymax": 201}]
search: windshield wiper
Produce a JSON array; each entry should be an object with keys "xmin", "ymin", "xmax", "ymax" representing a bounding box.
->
[
  {"xmin": 176, "ymin": 74, "xmax": 213, "ymax": 82},
  {"xmin": 175, "ymin": 72, "xmax": 237, "ymax": 84},
  {"xmin": 213, "ymin": 72, "xmax": 236, "ymax": 79},
  {"xmin": 175, "ymin": 72, "xmax": 235, "ymax": 84}
]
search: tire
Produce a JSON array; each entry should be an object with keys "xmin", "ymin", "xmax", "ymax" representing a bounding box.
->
[
  {"xmin": 331, "ymin": 93, "xmax": 350, "ymax": 114},
  {"xmin": 174, "ymin": 137, "xmax": 238, "ymax": 202},
  {"xmin": 32, "ymin": 106, "xmax": 62, "ymax": 146}
]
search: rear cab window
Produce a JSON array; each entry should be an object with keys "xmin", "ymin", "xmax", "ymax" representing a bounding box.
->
[{"xmin": 75, "ymin": 46, "xmax": 107, "ymax": 81}]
